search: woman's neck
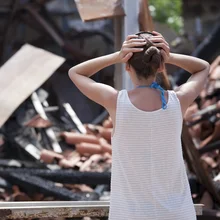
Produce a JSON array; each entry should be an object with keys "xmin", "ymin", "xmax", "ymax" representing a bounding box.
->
[{"xmin": 134, "ymin": 76, "xmax": 156, "ymax": 87}]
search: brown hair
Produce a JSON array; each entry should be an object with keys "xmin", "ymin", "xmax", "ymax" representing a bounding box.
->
[{"xmin": 128, "ymin": 31, "xmax": 163, "ymax": 80}]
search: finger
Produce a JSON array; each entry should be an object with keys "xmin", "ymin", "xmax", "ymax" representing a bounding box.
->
[
  {"xmin": 158, "ymin": 45, "xmax": 170, "ymax": 56},
  {"xmin": 123, "ymin": 41, "xmax": 146, "ymax": 48},
  {"xmin": 127, "ymin": 38, "xmax": 146, "ymax": 43},
  {"xmin": 152, "ymin": 31, "xmax": 163, "ymax": 37},
  {"xmin": 131, "ymin": 48, "xmax": 144, "ymax": 52},
  {"xmin": 153, "ymin": 43, "xmax": 170, "ymax": 54},
  {"xmin": 124, "ymin": 48, "xmax": 144, "ymax": 53},
  {"xmin": 160, "ymin": 50, "xmax": 168, "ymax": 65},
  {"xmin": 160, "ymin": 49, "xmax": 167, "ymax": 59},
  {"xmin": 123, "ymin": 52, "xmax": 133, "ymax": 62},
  {"xmin": 151, "ymin": 36, "xmax": 167, "ymax": 41},
  {"xmin": 151, "ymin": 37, "xmax": 169, "ymax": 46},
  {"xmin": 126, "ymin": 35, "xmax": 138, "ymax": 40},
  {"xmin": 152, "ymin": 31, "xmax": 162, "ymax": 36},
  {"xmin": 150, "ymin": 36, "xmax": 164, "ymax": 41},
  {"xmin": 151, "ymin": 37, "xmax": 164, "ymax": 43}
]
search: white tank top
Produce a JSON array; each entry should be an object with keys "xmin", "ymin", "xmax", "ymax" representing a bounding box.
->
[{"xmin": 108, "ymin": 89, "xmax": 197, "ymax": 220}]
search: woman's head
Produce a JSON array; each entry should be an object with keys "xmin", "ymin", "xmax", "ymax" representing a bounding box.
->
[{"xmin": 127, "ymin": 31, "xmax": 164, "ymax": 81}]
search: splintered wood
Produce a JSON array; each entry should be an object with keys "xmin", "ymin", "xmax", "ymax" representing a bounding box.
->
[
  {"xmin": 0, "ymin": 44, "xmax": 65, "ymax": 127},
  {"xmin": 75, "ymin": 0, "xmax": 125, "ymax": 21}
]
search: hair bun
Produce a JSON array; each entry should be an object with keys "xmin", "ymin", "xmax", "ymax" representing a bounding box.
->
[{"xmin": 143, "ymin": 46, "xmax": 161, "ymax": 69}]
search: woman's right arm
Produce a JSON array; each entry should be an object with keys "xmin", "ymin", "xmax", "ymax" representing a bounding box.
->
[
  {"xmin": 167, "ymin": 53, "xmax": 210, "ymax": 114},
  {"xmin": 150, "ymin": 31, "xmax": 210, "ymax": 115}
]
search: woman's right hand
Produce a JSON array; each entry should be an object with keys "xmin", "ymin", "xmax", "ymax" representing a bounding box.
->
[{"xmin": 118, "ymin": 35, "xmax": 146, "ymax": 63}]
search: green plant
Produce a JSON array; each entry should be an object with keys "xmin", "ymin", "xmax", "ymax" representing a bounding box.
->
[{"xmin": 148, "ymin": 0, "xmax": 183, "ymax": 33}]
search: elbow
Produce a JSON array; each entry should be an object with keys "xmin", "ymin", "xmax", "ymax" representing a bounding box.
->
[
  {"xmin": 204, "ymin": 61, "xmax": 210, "ymax": 68},
  {"xmin": 204, "ymin": 61, "xmax": 210, "ymax": 75},
  {"xmin": 197, "ymin": 61, "xmax": 210, "ymax": 76},
  {"xmin": 68, "ymin": 68, "xmax": 76, "ymax": 80}
]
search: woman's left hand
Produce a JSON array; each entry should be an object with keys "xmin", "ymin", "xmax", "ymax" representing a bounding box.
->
[{"xmin": 151, "ymin": 31, "xmax": 170, "ymax": 63}]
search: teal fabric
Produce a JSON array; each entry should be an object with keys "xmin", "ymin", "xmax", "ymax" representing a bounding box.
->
[{"xmin": 136, "ymin": 82, "xmax": 167, "ymax": 109}]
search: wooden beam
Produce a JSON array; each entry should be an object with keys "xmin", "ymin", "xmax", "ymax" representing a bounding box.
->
[
  {"xmin": 139, "ymin": 0, "xmax": 154, "ymax": 31},
  {"xmin": 0, "ymin": 44, "xmax": 65, "ymax": 127},
  {"xmin": 75, "ymin": 0, "xmax": 125, "ymax": 22},
  {"xmin": 114, "ymin": 0, "xmax": 140, "ymax": 90},
  {"xmin": 182, "ymin": 124, "xmax": 220, "ymax": 205},
  {"xmin": 0, "ymin": 201, "xmax": 203, "ymax": 219}
]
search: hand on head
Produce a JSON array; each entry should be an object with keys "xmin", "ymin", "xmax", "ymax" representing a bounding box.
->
[
  {"xmin": 118, "ymin": 35, "xmax": 146, "ymax": 63},
  {"xmin": 151, "ymin": 31, "xmax": 170, "ymax": 64},
  {"xmin": 119, "ymin": 31, "xmax": 170, "ymax": 65}
]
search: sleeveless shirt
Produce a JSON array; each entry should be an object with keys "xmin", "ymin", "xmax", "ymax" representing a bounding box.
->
[{"xmin": 108, "ymin": 89, "xmax": 197, "ymax": 220}]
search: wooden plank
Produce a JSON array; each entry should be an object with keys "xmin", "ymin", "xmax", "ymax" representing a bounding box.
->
[
  {"xmin": 63, "ymin": 103, "xmax": 87, "ymax": 134},
  {"xmin": 31, "ymin": 92, "xmax": 62, "ymax": 153},
  {"xmin": 0, "ymin": 44, "xmax": 65, "ymax": 127},
  {"xmin": 0, "ymin": 201, "xmax": 204, "ymax": 219},
  {"xmin": 139, "ymin": 0, "xmax": 154, "ymax": 31},
  {"xmin": 75, "ymin": 0, "xmax": 125, "ymax": 22},
  {"xmin": 182, "ymin": 124, "xmax": 220, "ymax": 205}
]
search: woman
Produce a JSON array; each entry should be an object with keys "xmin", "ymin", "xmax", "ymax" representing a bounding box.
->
[{"xmin": 69, "ymin": 31, "xmax": 210, "ymax": 220}]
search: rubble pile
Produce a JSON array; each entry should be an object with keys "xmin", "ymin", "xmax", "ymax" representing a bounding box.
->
[
  {"xmin": 1, "ymin": 1, "xmax": 220, "ymax": 219},
  {"xmin": 0, "ymin": 98, "xmax": 113, "ymax": 202},
  {"xmin": 184, "ymin": 56, "xmax": 220, "ymax": 209}
]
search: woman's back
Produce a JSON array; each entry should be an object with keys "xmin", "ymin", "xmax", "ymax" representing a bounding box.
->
[
  {"xmin": 126, "ymin": 87, "xmax": 169, "ymax": 112},
  {"xmin": 69, "ymin": 30, "xmax": 210, "ymax": 220},
  {"xmin": 109, "ymin": 89, "xmax": 197, "ymax": 220}
]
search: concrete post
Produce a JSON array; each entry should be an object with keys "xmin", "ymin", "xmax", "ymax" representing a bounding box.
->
[{"xmin": 114, "ymin": 0, "xmax": 140, "ymax": 90}]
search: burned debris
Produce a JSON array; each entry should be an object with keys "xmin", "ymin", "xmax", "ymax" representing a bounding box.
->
[
  {"xmin": 182, "ymin": 56, "xmax": 220, "ymax": 213},
  {"xmin": 0, "ymin": 0, "xmax": 220, "ymax": 219},
  {"xmin": 0, "ymin": 5, "xmax": 115, "ymax": 202},
  {"xmin": 0, "ymin": 43, "xmax": 113, "ymax": 202}
]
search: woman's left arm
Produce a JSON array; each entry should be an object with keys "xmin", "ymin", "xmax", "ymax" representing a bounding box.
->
[{"xmin": 68, "ymin": 35, "xmax": 146, "ymax": 111}]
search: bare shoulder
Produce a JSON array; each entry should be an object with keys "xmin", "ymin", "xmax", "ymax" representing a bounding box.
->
[{"xmin": 174, "ymin": 85, "xmax": 199, "ymax": 116}]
